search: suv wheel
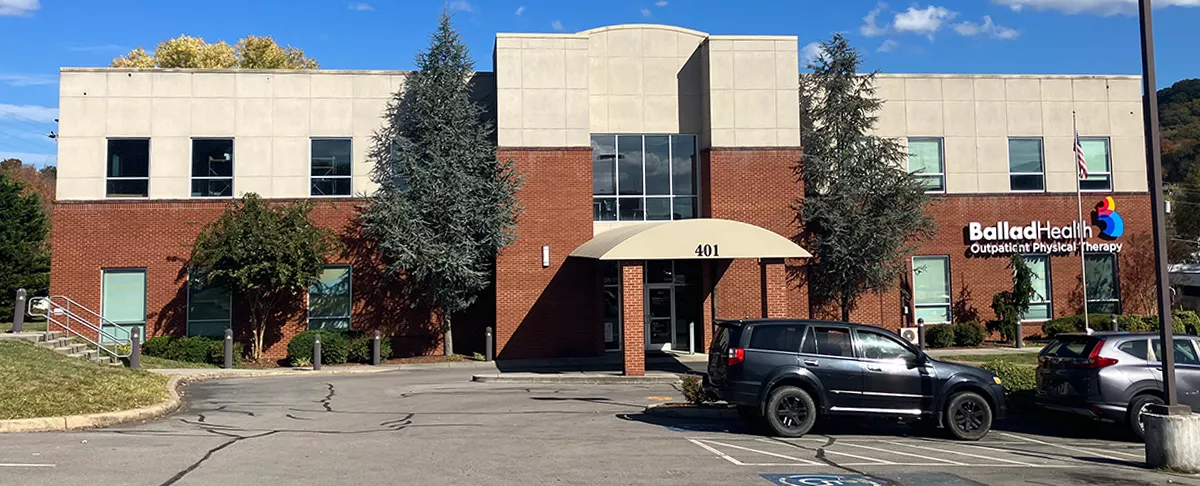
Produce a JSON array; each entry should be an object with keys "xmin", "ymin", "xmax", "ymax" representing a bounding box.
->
[
  {"xmin": 944, "ymin": 391, "xmax": 993, "ymax": 441},
  {"xmin": 1128, "ymin": 394, "xmax": 1164, "ymax": 441},
  {"xmin": 765, "ymin": 386, "xmax": 817, "ymax": 437}
]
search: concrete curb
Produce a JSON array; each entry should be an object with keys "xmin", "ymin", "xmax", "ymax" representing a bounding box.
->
[
  {"xmin": 643, "ymin": 402, "xmax": 739, "ymax": 420},
  {"xmin": 471, "ymin": 373, "xmax": 683, "ymax": 384}
]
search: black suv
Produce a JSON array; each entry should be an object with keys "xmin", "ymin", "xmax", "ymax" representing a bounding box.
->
[{"xmin": 705, "ymin": 319, "xmax": 1007, "ymax": 440}]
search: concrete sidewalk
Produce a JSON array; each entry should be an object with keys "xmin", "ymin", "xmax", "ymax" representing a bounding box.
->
[{"xmin": 472, "ymin": 371, "xmax": 684, "ymax": 384}]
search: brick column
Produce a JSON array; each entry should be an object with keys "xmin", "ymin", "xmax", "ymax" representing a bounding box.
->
[
  {"xmin": 762, "ymin": 258, "xmax": 788, "ymax": 318},
  {"xmin": 621, "ymin": 261, "xmax": 645, "ymax": 376}
]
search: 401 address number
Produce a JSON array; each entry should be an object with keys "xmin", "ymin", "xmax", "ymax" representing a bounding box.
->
[{"xmin": 694, "ymin": 244, "xmax": 720, "ymax": 257}]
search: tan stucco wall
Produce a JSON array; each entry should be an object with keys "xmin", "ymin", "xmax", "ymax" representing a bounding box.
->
[{"xmin": 873, "ymin": 74, "xmax": 1147, "ymax": 194}]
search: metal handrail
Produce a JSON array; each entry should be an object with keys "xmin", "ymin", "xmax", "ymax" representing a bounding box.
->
[{"xmin": 28, "ymin": 296, "xmax": 133, "ymax": 359}]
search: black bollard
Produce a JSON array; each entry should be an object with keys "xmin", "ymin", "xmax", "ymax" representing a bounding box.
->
[
  {"xmin": 313, "ymin": 333, "xmax": 322, "ymax": 371},
  {"xmin": 12, "ymin": 289, "xmax": 25, "ymax": 333},
  {"xmin": 1112, "ymin": 314, "xmax": 1119, "ymax": 332},
  {"xmin": 485, "ymin": 326, "xmax": 494, "ymax": 362},
  {"xmin": 372, "ymin": 330, "xmax": 381, "ymax": 366},
  {"xmin": 224, "ymin": 328, "xmax": 234, "ymax": 369},
  {"xmin": 917, "ymin": 318, "xmax": 926, "ymax": 351},
  {"xmin": 130, "ymin": 327, "xmax": 141, "ymax": 369}
]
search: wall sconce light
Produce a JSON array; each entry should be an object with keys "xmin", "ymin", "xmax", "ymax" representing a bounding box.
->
[{"xmin": 541, "ymin": 245, "xmax": 550, "ymax": 268}]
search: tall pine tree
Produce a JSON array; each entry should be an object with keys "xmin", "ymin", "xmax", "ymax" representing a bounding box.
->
[
  {"xmin": 800, "ymin": 34, "xmax": 935, "ymax": 321},
  {"xmin": 0, "ymin": 172, "xmax": 49, "ymax": 318},
  {"xmin": 360, "ymin": 12, "xmax": 521, "ymax": 355}
]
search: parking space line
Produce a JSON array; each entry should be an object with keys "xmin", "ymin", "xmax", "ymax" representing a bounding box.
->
[
  {"xmin": 0, "ymin": 463, "xmax": 56, "ymax": 467},
  {"xmin": 838, "ymin": 442, "xmax": 966, "ymax": 465},
  {"xmin": 704, "ymin": 440, "xmax": 825, "ymax": 465},
  {"xmin": 998, "ymin": 433, "xmax": 1144, "ymax": 462},
  {"xmin": 759, "ymin": 439, "xmax": 895, "ymax": 465},
  {"xmin": 687, "ymin": 439, "xmax": 747, "ymax": 466},
  {"xmin": 884, "ymin": 441, "xmax": 1038, "ymax": 466}
]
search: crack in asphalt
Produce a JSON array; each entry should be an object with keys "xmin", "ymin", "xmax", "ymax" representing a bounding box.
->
[
  {"xmin": 156, "ymin": 430, "xmax": 277, "ymax": 486},
  {"xmin": 319, "ymin": 383, "xmax": 335, "ymax": 412}
]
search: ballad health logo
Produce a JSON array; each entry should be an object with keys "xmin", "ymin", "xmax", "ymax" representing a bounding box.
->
[{"xmin": 1096, "ymin": 196, "xmax": 1124, "ymax": 239}]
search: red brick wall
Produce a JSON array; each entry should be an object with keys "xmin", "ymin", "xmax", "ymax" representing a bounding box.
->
[
  {"xmin": 621, "ymin": 261, "xmax": 645, "ymax": 376},
  {"xmin": 493, "ymin": 147, "xmax": 599, "ymax": 360},
  {"xmin": 49, "ymin": 199, "xmax": 445, "ymax": 361}
]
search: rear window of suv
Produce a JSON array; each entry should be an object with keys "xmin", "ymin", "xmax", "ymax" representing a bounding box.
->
[
  {"xmin": 748, "ymin": 325, "xmax": 804, "ymax": 352},
  {"xmin": 1042, "ymin": 336, "xmax": 1101, "ymax": 358}
]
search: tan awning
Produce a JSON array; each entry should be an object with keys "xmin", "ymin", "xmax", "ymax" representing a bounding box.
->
[{"xmin": 570, "ymin": 219, "xmax": 812, "ymax": 261}]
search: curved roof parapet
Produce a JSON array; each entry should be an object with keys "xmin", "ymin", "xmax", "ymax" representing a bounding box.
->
[
  {"xmin": 570, "ymin": 219, "xmax": 811, "ymax": 261},
  {"xmin": 577, "ymin": 23, "xmax": 709, "ymax": 38}
]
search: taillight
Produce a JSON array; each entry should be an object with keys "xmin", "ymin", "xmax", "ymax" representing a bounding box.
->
[
  {"xmin": 1075, "ymin": 339, "xmax": 1118, "ymax": 369},
  {"xmin": 727, "ymin": 348, "xmax": 745, "ymax": 366}
]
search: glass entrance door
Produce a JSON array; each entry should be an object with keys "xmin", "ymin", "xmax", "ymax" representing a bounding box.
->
[{"xmin": 646, "ymin": 285, "xmax": 674, "ymax": 351}]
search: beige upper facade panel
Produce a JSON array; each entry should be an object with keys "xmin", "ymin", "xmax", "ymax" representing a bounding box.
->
[{"xmin": 872, "ymin": 74, "xmax": 1147, "ymax": 194}]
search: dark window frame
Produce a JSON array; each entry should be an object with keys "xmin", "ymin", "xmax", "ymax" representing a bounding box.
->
[
  {"xmin": 591, "ymin": 133, "xmax": 699, "ymax": 222},
  {"xmin": 1008, "ymin": 137, "xmax": 1046, "ymax": 193},
  {"xmin": 310, "ymin": 137, "xmax": 353, "ymax": 197},
  {"xmin": 190, "ymin": 138, "xmax": 235, "ymax": 198},
  {"xmin": 106, "ymin": 138, "xmax": 151, "ymax": 198}
]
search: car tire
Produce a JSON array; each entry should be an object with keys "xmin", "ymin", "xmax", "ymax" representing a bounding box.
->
[
  {"xmin": 944, "ymin": 391, "xmax": 993, "ymax": 441},
  {"xmin": 1128, "ymin": 394, "xmax": 1164, "ymax": 441},
  {"xmin": 764, "ymin": 386, "xmax": 817, "ymax": 438}
]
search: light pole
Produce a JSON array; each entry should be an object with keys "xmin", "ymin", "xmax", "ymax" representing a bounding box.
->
[{"xmin": 1138, "ymin": 0, "xmax": 1189, "ymax": 417}]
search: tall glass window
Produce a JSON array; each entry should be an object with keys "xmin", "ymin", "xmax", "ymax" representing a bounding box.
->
[
  {"xmin": 308, "ymin": 266, "xmax": 351, "ymax": 330},
  {"xmin": 311, "ymin": 138, "xmax": 352, "ymax": 196},
  {"xmin": 1079, "ymin": 138, "xmax": 1112, "ymax": 192},
  {"xmin": 101, "ymin": 269, "xmax": 146, "ymax": 343},
  {"xmin": 1086, "ymin": 253, "xmax": 1121, "ymax": 314},
  {"xmin": 912, "ymin": 256, "xmax": 951, "ymax": 324},
  {"xmin": 192, "ymin": 139, "xmax": 234, "ymax": 197},
  {"xmin": 1009, "ymin": 138, "xmax": 1045, "ymax": 192},
  {"xmin": 907, "ymin": 138, "xmax": 944, "ymax": 193},
  {"xmin": 106, "ymin": 139, "xmax": 150, "ymax": 198},
  {"xmin": 602, "ymin": 262, "xmax": 620, "ymax": 351},
  {"xmin": 592, "ymin": 134, "xmax": 698, "ymax": 221},
  {"xmin": 187, "ymin": 274, "xmax": 232, "ymax": 338},
  {"xmin": 1022, "ymin": 255, "xmax": 1052, "ymax": 321}
]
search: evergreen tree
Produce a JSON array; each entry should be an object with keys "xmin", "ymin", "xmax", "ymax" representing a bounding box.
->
[
  {"xmin": 360, "ymin": 12, "xmax": 521, "ymax": 355},
  {"xmin": 799, "ymin": 34, "xmax": 935, "ymax": 321},
  {"xmin": 990, "ymin": 255, "xmax": 1034, "ymax": 344},
  {"xmin": 0, "ymin": 172, "xmax": 49, "ymax": 318}
]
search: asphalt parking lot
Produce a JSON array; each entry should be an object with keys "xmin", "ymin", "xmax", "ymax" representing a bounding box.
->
[{"xmin": 0, "ymin": 369, "xmax": 1196, "ymax": 486}]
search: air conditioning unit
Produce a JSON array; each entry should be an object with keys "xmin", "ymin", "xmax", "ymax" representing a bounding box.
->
[{"xmin": 899, "ymin": 327, "xmax": 919, "ymax": 345}]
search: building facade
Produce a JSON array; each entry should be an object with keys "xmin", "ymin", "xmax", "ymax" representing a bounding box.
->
[{"xmin": 50, "ymin": 24, "xmax": 1152, "ymax": 373}]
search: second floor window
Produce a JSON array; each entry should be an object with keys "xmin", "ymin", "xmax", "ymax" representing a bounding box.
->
[
  {"xmin": 1009, "ymin": 138, "xmax": 1045, "ymax": 192},
  {"xmin": 1079, "ymin": 138, "xmax": 1112, "ymax": 191},
  {"xmin": 592, "ymin": 134, "xmax": 698, "ymax": 222},
  {"xmin": 311, "ymin": 138, "xmax": 352, "ymax": 196},
  {"xmin": 106, "ymin": 139, "xmax": 150, "ymax": 198},
  {"xmin": 1022, "ymin": 254, "xmax": 1052, "ymax": 321},
  {"xmin": 907, "ymin": 138, "xmax": 944, "ymax": 193},
  {"xmin": 192, "ymin": 139, "xmax": 234, "ymax": 197}
]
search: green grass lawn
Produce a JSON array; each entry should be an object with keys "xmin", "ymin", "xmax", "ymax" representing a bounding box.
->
[
  {"xmin": 940, "ymin": 353, "xmax": 1040, "ymax": 366},
  {"xmin": 0, "ymin": 340, "xmax": 170, "ymax": 420},
  {"xmin": 0, "ymin": 320, "xmax": 48, "ymax": 333},
  {"xmin": 138, "ymin": 355, "xmax": 219, "ymax": 370}
]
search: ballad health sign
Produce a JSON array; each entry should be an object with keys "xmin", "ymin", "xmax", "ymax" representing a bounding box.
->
[{"xmin": 965, "ymin": 197, "xmax": 1125, "ymax": 256}]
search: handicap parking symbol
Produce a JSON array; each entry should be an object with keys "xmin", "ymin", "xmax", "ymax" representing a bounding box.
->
[{"xmin": 761, "ymin": 474, "xmax": 884, "ymax": 486}]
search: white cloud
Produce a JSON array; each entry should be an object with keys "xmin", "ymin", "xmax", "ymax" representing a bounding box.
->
[
  {"xmin": 0, "ymin": 103, "xmax": 57, "ymax": 123},
  {"xmin": 893, "ymin": 5, "xmax": 958, "ymax": 37},
  {"xmin": 994, "ymin": 0, "xmax": 1200, "ymax": 16},
  {"xmin": 348, "ymin": 2, "xmax": 373, "ymax": 11},
  {"xmin": 954, "ymin": 15, "xmax": 1020, "ymax": 39},
  {"xmin": 0, "ymin": 73, "xmax": 56, "ymax": 87},
  {"xmin": 861, "ymin": 3, "xmax": 889, "ymax": 37},
  {"xmin": 800, "ymin": 41, "xmax": 826, "ymax": 64},
  {"xmin": 515, "ymin": 5, "xmax": 526, "ymax": 15},
  {"xmin": 0, "ymin": 0, "xmax": 39, "ymax": 16},
  {"xmin": 877, "ymin": 39, "xmax": 900, "ymax": 52},
  {"xmin": 641, "ymin": 7, "xmax": 652, "ymax": 17},
  {"xmin": 449, "ymin": 0, "xmax": 474, "ymax": 13},
  {"xmin": 656, "ymin": 0, "xmax": 668, "ymax": 5},
  {"xmin": 551, "ymin": 20, "xmax": 564, "ymax": 32}
]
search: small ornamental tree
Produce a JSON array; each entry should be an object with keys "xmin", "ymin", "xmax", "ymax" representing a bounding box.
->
[
  {"xmin": 189, "ymin": 194, "xmax": 342, "ymax": 360},
  {"xmin": 360, "ymin": 12, "xmax": 521, "ymax": 355},
  {"xmin": 0, "ymin": 172, "xmax": 49, "ymax": 318},
  {"xmin": 990, "ymin": 254, "xmax": 1035, "ymax": 344}
]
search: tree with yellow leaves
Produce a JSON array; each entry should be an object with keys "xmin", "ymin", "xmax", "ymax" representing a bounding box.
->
[{"xmin": 111, "ymin": 34, "xmax": 318, "ymax": 69}]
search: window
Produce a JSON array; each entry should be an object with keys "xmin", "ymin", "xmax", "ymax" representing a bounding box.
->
[
  {"xmin": 908, "ymin": 138, "xmax": 944, "ymax": 192},
  {"xmin": 602, "ymin": 262, "xmax": 621, "ymax": 351},
  {"xmin": 857, "ymin": 330, "xmax": 916, "ymax": 361},
  {"xmin": 912, "ymin": 256, "xmax": 951, "ymax": 324},
  {"xmin": 1079, "ymin": 138, "xmax": 1112, "ymax": 192},
  {"xmin": 1086, "ymin": 253, "xmax": 1121, "ymax": 314},
  {"xmin": 1022, "ymin": 255, "xmax": 1052, "ymax": 321},
  {"xmin": 192, "ymin": 139, "xmax": 234, "ymax": 197},
  {"xmin": 802, "ymin": 327, "xmax": 852, "ymax": 357},
  {"xmin": 308, "ymin": 266, "xmax": 351, "ymax": 330},
  {"xmin": 1152, "ymin": 339, "xmax": 1200, "ymax": 365},
  {"xmin": 311, "ymin": 139, "xmax": 352, "ymax": 196},
  {"xmin": 187, "ymin": 274, "xmax": 231, "ymax": 338},
  {"xmin": 106, "ymin": 139, "xmax": 150, "ymax": 198},
  {"xmin": 1118, "ymin": 339, "xmax": 1149, "ymax": 360},
  {"xmin": 100, "ymin": 269, "xmax": 146, "ymax": 343},
  {"xmin": 1009, "ymin": 138, "xmax": 1045, "ymax": 192},
  {"xmin": 591, "ymin": 134, "xmax": 698, "ymax": 222},
  {"xmin": 748, "ymin": 325, "xmax": 804, "ymax": 352}
]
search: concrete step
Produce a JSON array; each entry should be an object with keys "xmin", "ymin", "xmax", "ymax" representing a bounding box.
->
[{"xmin": 68, "ymin": 349, "xmax": 100, "ymax": 361}]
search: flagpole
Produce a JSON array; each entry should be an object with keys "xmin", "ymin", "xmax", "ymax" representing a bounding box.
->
[{"xmin": 1075, "ymin": 112, "xmax": 1091, "ymax": 333}]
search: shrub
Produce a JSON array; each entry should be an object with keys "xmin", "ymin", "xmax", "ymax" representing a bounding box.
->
[
  {"xmin": 1043, "ymin": 314, "xmax": 1119, "ymax": 337},
  {"xmin": 981, "ymin": 360, "xmax": 1036, "ymax": 393},
  {"xmin": 211, "ymin": 341, "xmax": 245, "ymax": 366},
  {"xmin": 953, "ymin": 321, "xmax": 987, "ymax": 347},
  {"xmin": 1174, "ymin": 310, "xmax": 1200, "ymax": 335},
  {"xmin": 143, "ymin": 336, "xmax": 175, "ymax": 357},
  {"xmin": 924, "ymin": 324, "xmax": 955, "ymax": 348},
  {"xmin": 164, "ymin": 336, "xmax": 220, "ymax": 363},
  {"xmin": 680, "ymin": 375, "xmax": 714, "ymax": 405},
  {"xmin": 287, "ymin": 330, "xmax": 350, "ymax": 365},
  {"xmin": 347, "ymin": 334, "xmax": 393, "ymax": 363}
]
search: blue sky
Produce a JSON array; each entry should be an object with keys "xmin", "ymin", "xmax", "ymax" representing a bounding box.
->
[{"xmin": 2, "ymin": 0, "xmax": 1199, "ymax": 167}]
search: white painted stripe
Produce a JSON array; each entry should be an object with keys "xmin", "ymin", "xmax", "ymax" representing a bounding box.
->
[
  {"xmin": 687, "ymin": 438, "xmax": 746, "ymax": 466},
  {"xmin": 732, "ymin": 462, "xmax": 1080, "ymax": 468},
  {"xmin": 999, "ymin": 432, "xmax": 1144, "ymax": 461},
  {"xmin": 0, "ymin": 463, "xmax": 56, "ymax": 467},
  {"xmin": 885, "ymin": 441, "xmax": 1038, "ymax": 466},
  {"xmin": 838, "ymin": 442, "xmax": 967, "ymax": 465},
  {"xmin": 704, "ymin": 439, "xmax": 824, "ymax": 465},
  {"xmin": 760, "ymin": 438, "xmax": 894, "ymax": 465}
]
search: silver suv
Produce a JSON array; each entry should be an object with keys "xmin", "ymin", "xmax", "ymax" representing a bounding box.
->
[{"xmin": 1034, "ymin": 332, "xmax": 1200, "ymax": 439}]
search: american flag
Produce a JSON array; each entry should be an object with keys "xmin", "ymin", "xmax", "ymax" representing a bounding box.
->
[{"xmin": 1074, "ymin": 129, "xmax": 1088, "ymax": 180}]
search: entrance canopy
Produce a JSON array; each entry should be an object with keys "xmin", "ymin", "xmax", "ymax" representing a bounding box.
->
[{"xmin": 570, "ymin": 218, "xmax": 812, "ymax": 261}]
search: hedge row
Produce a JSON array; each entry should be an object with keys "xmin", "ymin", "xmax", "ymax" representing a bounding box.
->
[
  {"xmin": 922, "ymin": 321, "xmax": 988, "ymax": 349},
  {"xmin": 142, "ymin": 336, "xmax": 244, "ymax": 366},
  {"xmin": 1042, "ymin": 310, "xmax": 1199, "ymax": 338},
  {"xmin": 286, "ymin": 329, "xmax": 393, "ymax": 365}
]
